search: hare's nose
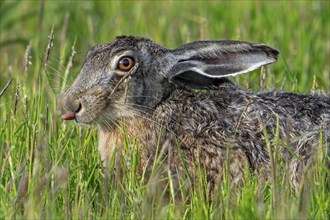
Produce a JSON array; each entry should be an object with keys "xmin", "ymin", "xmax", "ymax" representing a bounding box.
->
[{"xmin": 61, "ymin": 102, "xmax": 82, "ymax": 121}]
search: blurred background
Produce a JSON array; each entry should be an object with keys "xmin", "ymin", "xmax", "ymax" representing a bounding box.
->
[{"xmin": 1, "ymin": 0, "xmax": 329, "ymax": 95}]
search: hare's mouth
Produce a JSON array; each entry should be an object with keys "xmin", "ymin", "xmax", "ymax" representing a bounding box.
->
[
  {"xmin": 61, "ymin": 103, "xmax": 82, "ymax": 121},
  {"xmin": 61, "ymin": 112, "xmax": 76, "ymax": 120},
  {"xmin": 61, "ymin": 98, "xmax": 115, "ymax": 129},
  {"xmin": 61, "ymin": 112, "xmax": 93, "ymax": 126},
  {"xmin": 62, "ymin": 100, "xmax": 102, "ymax": 125}
]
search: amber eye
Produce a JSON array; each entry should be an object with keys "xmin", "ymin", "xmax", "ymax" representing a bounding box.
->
[{"xmin": 117, "ymin": 56, "xmax": 135, "ymax": 71}]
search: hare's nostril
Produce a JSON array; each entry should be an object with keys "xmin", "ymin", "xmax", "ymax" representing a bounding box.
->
[
  {"xmin": 61, "ymin": 102, "xmax": 81, "ymax": 121},
  {"xmin": 75, "ymin": 103, "xmax": 82, "ymax": 113}
]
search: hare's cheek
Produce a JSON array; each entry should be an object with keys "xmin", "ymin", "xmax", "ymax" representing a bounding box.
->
[{"xmin": 75, "ymin": 96, "xmax": 103, "ymax": 124}]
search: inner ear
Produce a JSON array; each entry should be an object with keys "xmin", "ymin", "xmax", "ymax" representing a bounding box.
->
[{"xmin": 172, "ymin": 71, "xmax": 231, "ymax": 89}]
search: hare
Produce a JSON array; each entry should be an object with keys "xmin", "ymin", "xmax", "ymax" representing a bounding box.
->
[{"xmin": 61, "ymin": 36, "xmax": 330, "ymax": 192}]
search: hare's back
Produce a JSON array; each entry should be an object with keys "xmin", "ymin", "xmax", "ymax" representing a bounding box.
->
[{"xmin": 256, "ymin": 91, "xmax": 330, "ymax": 128}]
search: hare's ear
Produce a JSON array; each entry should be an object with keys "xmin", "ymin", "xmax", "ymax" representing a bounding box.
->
[{"xmin": 167, "ymin": 40, "xmax": 279, "ymax": 89}]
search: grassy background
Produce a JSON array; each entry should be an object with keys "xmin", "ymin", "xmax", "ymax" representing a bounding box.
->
[{"xmin": 0, "ymin": 0, "xmax": 329, "ymax": 219}]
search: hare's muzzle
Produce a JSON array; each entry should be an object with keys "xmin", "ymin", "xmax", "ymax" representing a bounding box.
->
[
  {"xmin": 61, "ymin": 99, "xmax": 82, "ymax": 121},
  {"xmin": 61, "ymin": 112, "xmax": 76, "ymax": 120}
]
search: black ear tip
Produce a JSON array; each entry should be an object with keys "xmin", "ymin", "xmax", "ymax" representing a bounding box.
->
[
  {"xmin": 271, "ymin": 49, "xmax": 280, "ymax": 62},
  {"xmin": 271, "ymin": 47, "xmax": 280, "ymax": 59},
  {"xmin": 258, "ymin": 44, "xmax": 280, "ymax": 60}
]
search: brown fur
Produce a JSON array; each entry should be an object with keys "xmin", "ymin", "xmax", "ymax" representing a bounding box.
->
[{"xmin": 61, "ymin": 36, "xmax": 330, "ymax": 193}]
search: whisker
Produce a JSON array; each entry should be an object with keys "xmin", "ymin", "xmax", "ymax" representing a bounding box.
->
[
  {"xmin": 47, "ymin": 57, "xmax": 69, "ymax": 71},
  {"xmin": 99, "ymin": 112, "xmax": 126, "ymax": 134},
  {"xmin": 109, "ymin": 103, "xmax": 187, "ymax": 144},
  {"xmin": 123, "ymin": 95, "xmax": 163, "ymax": 102},
  {"xmin": 111, "ymin": 100, "xmax": 159, "ymax": 112}
]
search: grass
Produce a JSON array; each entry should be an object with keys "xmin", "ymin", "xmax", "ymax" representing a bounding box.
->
[{"xmin": 1, "ymin": 0, "xmax": 329, "ymax": 219}]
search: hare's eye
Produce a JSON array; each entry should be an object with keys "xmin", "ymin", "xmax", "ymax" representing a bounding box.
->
[{"xmin": 117, "ymin": 56, "xmax": 135, "ymax": 71}]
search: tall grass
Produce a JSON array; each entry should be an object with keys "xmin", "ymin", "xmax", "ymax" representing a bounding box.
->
[{"xmin": 1, "ymin": 0, "xmax": 329, "ymax": 219}]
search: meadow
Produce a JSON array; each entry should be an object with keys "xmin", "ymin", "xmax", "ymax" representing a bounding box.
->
[{"xmin": 0, "ymin": 0, "xmax": 329, "ymax": 219}]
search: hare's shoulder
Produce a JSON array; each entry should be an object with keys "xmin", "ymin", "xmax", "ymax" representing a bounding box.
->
[{"xmin": 152, "ymin": 88, "xmax": 246, "ymax": 136}]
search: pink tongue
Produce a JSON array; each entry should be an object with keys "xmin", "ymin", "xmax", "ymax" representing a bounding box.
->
[{"xmin": 61, "ymin": 112, "xmax": 76, "ymax": 120}]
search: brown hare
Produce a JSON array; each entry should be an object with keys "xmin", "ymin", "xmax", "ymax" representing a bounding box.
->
[{"xmin": 61, "ymin": 36, "xmax": 330, "ymax": 192}]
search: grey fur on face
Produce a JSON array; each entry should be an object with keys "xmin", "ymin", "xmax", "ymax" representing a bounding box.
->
[{"xmin": 61, "ymin": 36, "xmax": 330, "ymax": 192}]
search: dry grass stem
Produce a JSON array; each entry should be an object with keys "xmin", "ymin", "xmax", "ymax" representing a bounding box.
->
[
  {"xmin": 13, "ymin": 84, "xmax": 20, "ymax": 117},
  {"xmin": 23, "ymin": 44, "xmax": 32, "ymax": 73},
  {"xmin": 0, "ymin": 78, "xmax": 13, "ymax": 98},
  {"xmin": 44, "ymin": 25, "xmax": 55, "ymax": 70}
]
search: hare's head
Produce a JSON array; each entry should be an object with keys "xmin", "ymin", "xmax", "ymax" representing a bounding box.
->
[{"xmin": 61, "ymin": 36, "xmax": 278, "ymax": 130}]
